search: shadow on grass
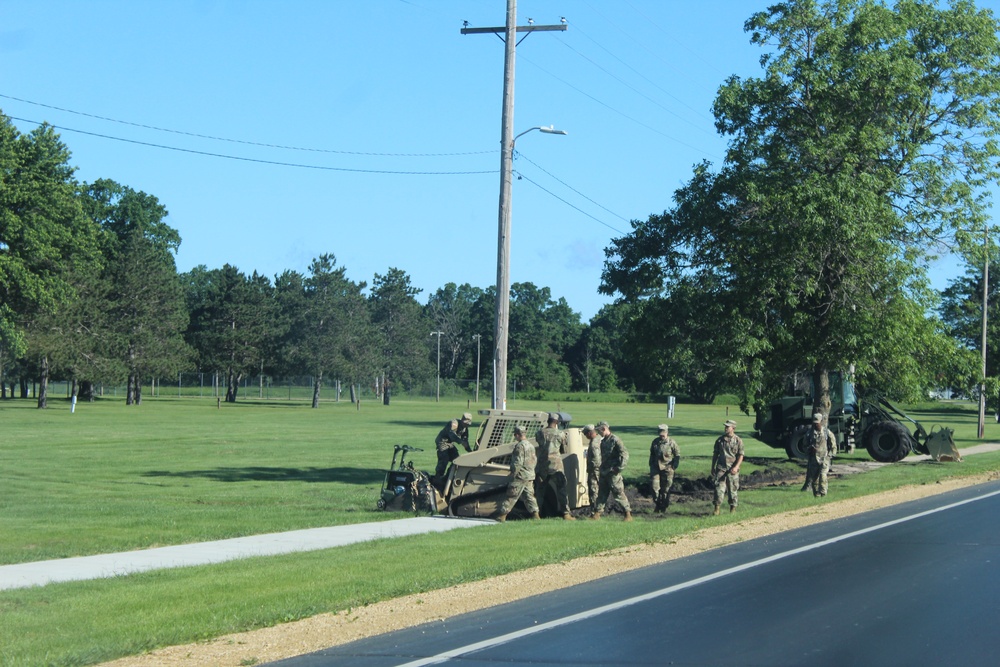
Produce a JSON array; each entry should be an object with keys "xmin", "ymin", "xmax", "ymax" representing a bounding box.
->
[{"xmin": 142, "ymin": 466, "xmax": 383, "ymax": 484}]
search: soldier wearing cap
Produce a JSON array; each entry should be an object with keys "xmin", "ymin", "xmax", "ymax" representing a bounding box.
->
[
  {"xmin": 649, "ymin": 424, "xmax": 680, "ymax": 512},
  {"xmin": 582, "ymin": 423, "xmax": 602, "ymax": 512},
  {"xmin": 535, "ymin": 412, "xmax": 575, "ymax": 520},
  {"xmin": 434, "ymin": 413, "xmax": 474, "ymax": 480},
  {"xmin": 711, "ymin": 419, "xmax": 745, "ymax": 515},
  {"xmin": 591, "ymin": 420, "xmax": 632, "ymax": 521},
  {"xmin": 492, "ymin": 425, "xmax": 540, "ymax": 522},
  {"xmin": 803, "ymin": 412, "xmax": 836, "ymax": 497}
]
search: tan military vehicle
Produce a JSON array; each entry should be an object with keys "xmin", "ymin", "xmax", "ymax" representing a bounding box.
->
[{"xmin": 442, "ymin": 409, "xmax": 590, "ymax": 518}]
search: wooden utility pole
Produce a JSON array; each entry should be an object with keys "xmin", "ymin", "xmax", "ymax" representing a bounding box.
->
[
  {"xmin": 462, "ymin": 3, "xmax": 567, "ymax": 410},
  {"xmin": 979, "ymin": 227, "xmax": 990, "ymax": 438}
]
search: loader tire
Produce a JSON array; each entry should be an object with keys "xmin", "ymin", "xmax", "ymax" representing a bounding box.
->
[
  {"xmin": 864, "ymin": 421, "xmax": 911, "ymax": 463},
  {"xmin": 785, "ymin": 425, "xmax": 812, "ymax": 461}
]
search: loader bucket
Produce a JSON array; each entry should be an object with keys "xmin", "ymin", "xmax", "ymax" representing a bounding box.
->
[{"xmin": 925, "ymin": 426, "xmax": 961, "ymax": 462}]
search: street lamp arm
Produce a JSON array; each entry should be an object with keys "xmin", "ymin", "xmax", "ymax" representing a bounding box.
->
[{"xmin": 512, "ymin": 125, "xmax": 567, "ymax": 146}]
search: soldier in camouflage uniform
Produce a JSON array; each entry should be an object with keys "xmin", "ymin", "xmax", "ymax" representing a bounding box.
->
[
  {"xmin": 649, "ymin": 424, "xmax": 680, "ymax": 512},
  {"xmin": 711, "ymin": 419, "xmax": 745, "ymax": 515},
  {"xmin": 591, "ymin": 421, "xmax": 632, "ymax": 522},
  {"xmin": 492, "ymin": 426, "xmax": 540, "ymax": 522},
  {"xmin": 583, "ymin": 424, "xmax": 602, "ymax": 512},
  {"xmin": 804, "ymin": 412, "xmax": 836, "ymax": 497},
  {"xmin": 535, "ymin": 413, "xmax": 575, "ymax": 520},
  {"xmin": 434, "ymin": 413, "xmax": 474, "ymax": 479}
]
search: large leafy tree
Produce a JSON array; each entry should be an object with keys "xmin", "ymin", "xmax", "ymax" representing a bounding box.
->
[
  {"xmin": 0, "ymin": 115, "xmax": 102, "ymax": 395},
  {"xmin": 507, "ymin": 282, "xmax": 583, "ymax": 394},
  {"xmin": 602, "ymin": 0, "xmax": 1000, "ymax": 411},
  {"xmin": 940, "ymin": 261, "xmax": 1000, "ymax": 402},
  {"xmin": 425, "ymin": 282, "xmax": 486, "ymax": 380}
]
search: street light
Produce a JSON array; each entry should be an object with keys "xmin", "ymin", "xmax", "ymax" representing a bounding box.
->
[
  {"xmin": 472, "ymin": 334, "xmax": 482, "ymax": 403},
  {"xmin": 430, "ymin": 331, "xmax": 444, "ymax": 402},
  {"xmin": 492, "ymin": 124, "xmax": 567, "ymax": 410}
]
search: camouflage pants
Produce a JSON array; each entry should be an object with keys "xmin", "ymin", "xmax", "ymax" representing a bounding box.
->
[
  {"xmin": 587, "ymin": 470, "xmax": 600, "ymax": 510},
  {"xmin": 535, "ymin": 471, "xmax": 570, "ymax": 516},
  {"xmin": 650, "ymin": 468, "xmax": 675, "ymax": 510},
  {"xmin": 807, "ymin": 456, "xmax": 830, "ymax": 496},
  {"xmin": 595, "ymin": 471, "xmax": 631, "ymax": 513},
  {"xmin": 497, "ymin": 478, "xmax": 538, "ymax": 516},
  {"xmin": 713, "ymin": 469, "xmax": 740, "ymax": 508}
]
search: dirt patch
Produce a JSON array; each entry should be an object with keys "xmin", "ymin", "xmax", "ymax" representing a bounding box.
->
[{"xmin": 99, "ymin": 466, "xmax": 1000, "ymax": 667}]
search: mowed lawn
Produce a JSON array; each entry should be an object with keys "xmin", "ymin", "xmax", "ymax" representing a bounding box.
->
[{"xmin": 1, "ymin": 395, "xmax": 997, "ymax": 666}]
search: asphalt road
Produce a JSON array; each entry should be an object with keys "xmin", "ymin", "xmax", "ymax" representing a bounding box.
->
[{"xmin": 267, "ymin": 480, "xmax": 1000, "ymax": 667}]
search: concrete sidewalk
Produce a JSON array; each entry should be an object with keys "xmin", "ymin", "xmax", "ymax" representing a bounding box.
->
[{"xmin": 0, "ymin": 516, "xmax": 492, "ymax": 591}]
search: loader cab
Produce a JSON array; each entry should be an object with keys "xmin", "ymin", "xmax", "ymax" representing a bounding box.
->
[{"xmin": 754, "ymin": 371, "xmax": 857, "ymax": 447}]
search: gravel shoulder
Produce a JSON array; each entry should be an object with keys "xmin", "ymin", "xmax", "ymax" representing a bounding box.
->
[{"xmin": 100, "ymin": 466, "xmax": 1000, "ymax": 667}]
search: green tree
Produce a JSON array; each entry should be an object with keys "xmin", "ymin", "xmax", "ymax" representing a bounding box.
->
[
  {"xmin": 183, "ymin": 265, "xmax": 278, "ymax": 402},
  {"xmin": 0, "ymin": 115, "xmax": 102, "ymax": 398},
  {"xmin": 602, "ymin": 0, "xmax": 1000, "ymax": 411},
  {"xmin": 426, "ymin": 282, "xmax": 486, "ymax": 380},
  {"xmin": 940, "ymin": 262, "xmax": 1000, "ymax": 401},
  {"xmin": 507, "ymin": 282, "xmax": 582, "ymax": 394},
  {"xmin": 368, "ymin": 268, "xmax": 431, "ymax": 398},
  {"xmin": 83, "ymin": 179, "xmax": 191, "ymax": 404},
  {"xmin": 283, "ymin": 254, "xmax": 371, "ymax": 408}
]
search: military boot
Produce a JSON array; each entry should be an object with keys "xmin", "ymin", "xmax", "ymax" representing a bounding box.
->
[
  {"xmin": 730, "ymin": 505, "xmax": 737, "ymax": 514},
  {"xmin": 590, "ymin": 511, "xmax": 602, "ymax": 520},
  {"xmin": 623, "ymin": 511, "xmax": 633, "ymax": 522},
  {"xmin": 713, "ymin": 504, "xmax": 721, "ymax": 516},
  {"xmin": 563, "ymin": 513, "xmax": 576, "ymax": 521},
  {"xmin": 530, "ymin": 512, "xmax": 541, "ymax": 520}
]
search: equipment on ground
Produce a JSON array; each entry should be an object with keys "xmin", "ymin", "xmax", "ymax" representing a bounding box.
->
[
  {"xmin": 442, "ymin": 409, "xmax": 590, "ymax": 519},
  {"xmin": 754, "ymin": 372, "xmax": 960, "ymax": 463},
  {"xmin": 376, "ymin": 445, "xmax": 443, "ymax": 513}
]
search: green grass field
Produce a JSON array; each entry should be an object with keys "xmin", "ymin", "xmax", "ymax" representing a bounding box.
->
[{"xmin": 1, "ymin": 396, "xmax": 998, "ymax": 666}]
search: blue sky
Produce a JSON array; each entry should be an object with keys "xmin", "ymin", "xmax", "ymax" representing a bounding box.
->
[{"xmin": 2, "ymin": 0, "xmax": 996, "ymax": 320}]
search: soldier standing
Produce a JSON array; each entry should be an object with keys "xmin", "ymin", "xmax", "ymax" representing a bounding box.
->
[
  {"xmin": 711, "ymin": 419, "xmax": 745, "ymax": 515},
  {"xmin": 591, "ymin": 420, "xmax": 632, "ymax": 522},
  {"xmin": 582, "ymin": 424, "xmax": 602, "ymax": 513},
  {"xmin": 434, "ymin": 413, "xmax": 473, "ymax": 480},
  {"xmin": 492, "ymin": 426, "xmax": 540, "ymax": 522},
  {"xmin": 535, "ymin": 413, "xmax": 575, "ymax": 520},
  {"xmin": 804, "ymin": 412, "xmax": 836, "ymax": 497},
  {"xmin": 649, "ymin": 424, "xmax": 680, "ymax": 512}
]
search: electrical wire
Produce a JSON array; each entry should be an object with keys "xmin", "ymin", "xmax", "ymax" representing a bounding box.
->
[
  {"xmin": 8, "ymin": 116, "xmax": 497, "ymax": 176},
  {"xmin": 515, "ymin": 171, "xmax": 628, "ymax": 235},
  {"xmin": 0, "ymin": 93, "xmax": 496, "ymax": 158},
  {"xmin": 518, "ymin": 54, "xmax": 723, "ymax": 160},
  {"xmin": 565, "ymin": 23, "xmax": 715, "ymax": 128},
  {"xmin": 516, "ymin": 151, "xmax": 631, "ymax": 223}
]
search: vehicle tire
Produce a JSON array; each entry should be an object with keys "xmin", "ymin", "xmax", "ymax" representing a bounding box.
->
[
  {"xmin": 863, "ymin": 421, "xmax": 911, "ymax": 462},
  {"xmin": 785, "ymin": 425, "xmax": 812, "ymax": 461},
  {"xmin": 376, "ymin": 498, "xmax": 387, "ymax": 510}
]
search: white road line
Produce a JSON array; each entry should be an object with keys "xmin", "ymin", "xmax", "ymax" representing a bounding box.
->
[{"xmin": 396, "ymin": 487, "xmax": 1000, "ymax": 666}]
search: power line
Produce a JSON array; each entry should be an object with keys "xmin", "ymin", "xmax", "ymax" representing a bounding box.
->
[
  {"xmin": 516, "ymin": 150, "xmax": 631, "ymax": 223},
  {"xmin": 515, "ymin": 171, "xmax": 627, "ymax": 235},
  {"xmin": 0, "ymin": 93, "xmax": 496, "ymax": 158},
  {"xmin": 565, "ymin": 23, "xmax": 715, "ymax": 128},
  {"xmin": 518, "ymin": 53, "xmax": 723, "ymax": 160},
  {"xmin": 8, "ymin": 117, "xmax": 497, "ymax": 176}
]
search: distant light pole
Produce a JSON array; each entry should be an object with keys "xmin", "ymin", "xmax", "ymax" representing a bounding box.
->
[
  {"xmin": 472, "ymin": 334, "xmax": 482, "ymax": 403},
  {"xmin": 493, "ymin": 125, "xmax": 567, "ymax": 410},
  {"xmin": 979, "ymin": 226, "xmax": 990, "ymax": 438},
  {"xmin": 430, "ymin": 331, "xmax": 444, "ymax": 402}
]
